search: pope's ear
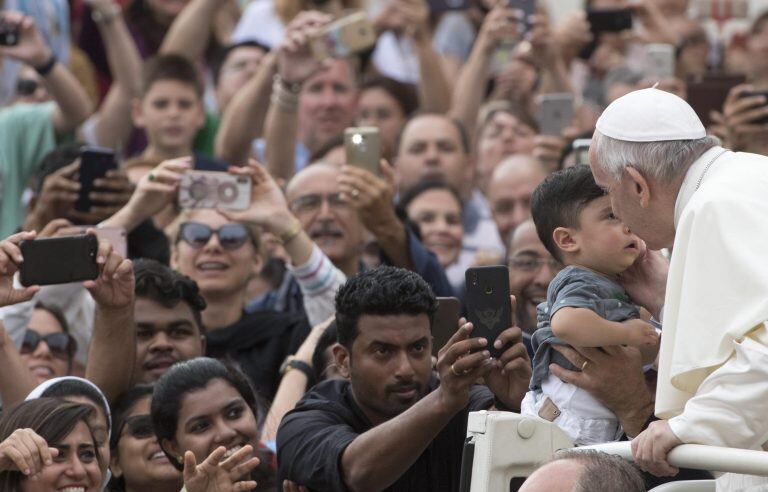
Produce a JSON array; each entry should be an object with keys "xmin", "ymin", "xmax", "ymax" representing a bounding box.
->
[{"xmin": 624, "ymin": 166, "xmax": 651, "ymax": 208}]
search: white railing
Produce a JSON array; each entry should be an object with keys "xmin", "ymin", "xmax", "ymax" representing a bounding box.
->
[
  {"xmin": 576, "ymin": 441, "xmax": 768, "ymax": 477},
  {"xmin": 462, "ymin": 411, "xmax": 768, "ymax": 492}
]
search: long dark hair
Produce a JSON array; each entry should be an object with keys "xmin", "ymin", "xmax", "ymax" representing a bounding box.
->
[
  {"xmin": 0, "ymin": 398, "xmax": 99, "ymax": 491},
  {"xmin": 151, "ymin": 358, "xmax": 261, "ymax": 471}
]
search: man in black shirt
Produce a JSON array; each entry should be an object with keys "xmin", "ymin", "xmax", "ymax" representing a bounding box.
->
[{"xmin": 277, "ymin": 266, "xmax": 532, "ymax": 491}]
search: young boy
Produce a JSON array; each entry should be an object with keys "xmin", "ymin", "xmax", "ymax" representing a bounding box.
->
[
  {"xmin": 126, "ymin": 54, "xmax": 226, "ymax": 182},
  {"xmin": 523, "ymin": 165, "xmax": 660, "ymax": 445}
]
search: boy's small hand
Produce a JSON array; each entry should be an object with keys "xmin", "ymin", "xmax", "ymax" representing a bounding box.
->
[{"xmin": 623, "ymin": 318, "xmax": 660, "ymax": 346}]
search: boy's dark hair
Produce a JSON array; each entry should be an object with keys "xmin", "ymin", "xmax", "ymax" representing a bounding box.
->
[
  {"xmin": 335, "ymin": 267, "xmax": 438, "ymax": 350},
  {"xmin": 531, "ymin": 166, "xmax": 606, "ymax": 262},
  {"xmin": 141, "ymin": 54, "xmax": 203, "ymax": 97},
  {"xmin": 211, "ymin": 41, "xmax": 270, "ymax": 86},
  {"xmin": 133, "ymin": 259, "xmax": 207, "ymax": 334}
]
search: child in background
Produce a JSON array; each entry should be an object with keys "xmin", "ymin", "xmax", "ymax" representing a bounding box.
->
[
  {"xmin": 522, "ymin": 165, "xmax": 660, "ymax": 445},
  {"xmin": 125, "ymin": 54, "xmax": 226, "ymax": 183}
]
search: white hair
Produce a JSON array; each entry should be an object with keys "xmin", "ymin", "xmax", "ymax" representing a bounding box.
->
[{"xmin": 592, "ymin": 131, "xmax": 720, "ymax": 184}]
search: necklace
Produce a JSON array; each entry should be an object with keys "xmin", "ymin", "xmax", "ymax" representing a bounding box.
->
[{"xmin": 695, "ymin": 149, "xmax": 729, "ymax": 191}]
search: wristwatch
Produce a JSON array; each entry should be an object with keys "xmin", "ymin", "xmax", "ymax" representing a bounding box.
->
[{"xmin": 279, "ymin": 355, "xmax": 315, "ymax": 384}]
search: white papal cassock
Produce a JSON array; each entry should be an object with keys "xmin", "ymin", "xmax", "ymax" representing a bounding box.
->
[{"xmin": 658, "ymin": 145, "xmax": 768, "ymax": 491}]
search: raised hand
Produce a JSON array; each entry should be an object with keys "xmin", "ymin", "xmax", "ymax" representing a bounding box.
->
[
  {"xmin": 0, "ymin": 231, "xmax": 40, "ymax": 307},
  {"xmin": 435, "ymin": 319, "xmax": 495, "ymax": 414},
  {"xmin": 183, "ymin": 445, "xmax": 260, "ymax": 492},
  {"xmin": 224, "ymin": 160, "xmax": 296, "ymax": 234},
  {"xmin": 83, "ymin": 232, "xmax": 134, "ymax": 311},
  {"xmin": 0, "ymin": 11, "xmax": 52, "ymax": 67},
  {"xmin": 337, "ymin": 160, "xmax": 398, "ymax": 233},
  {"xmin": 0, "ymin": 428, "xmax": 58, "ymax": 479},
  {"xmin": 277, "ymin": 11, "xmax": 332, "ymax": 86},
  {"xmin": 484, "ymin": 296, "xmax": 531, "ymax": 410}
]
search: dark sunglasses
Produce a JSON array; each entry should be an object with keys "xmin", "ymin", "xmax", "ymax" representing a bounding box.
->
[
  {"xmin": 122, "ymin": 414, "xmax": 155, "ymax": 440},
  {"xmin": 178, "ymin": 222, "xmax": 250, "ymax": 251},
  {"xmin": 20, "ymin": 330, "xmax": 76, "ymax": 360}
]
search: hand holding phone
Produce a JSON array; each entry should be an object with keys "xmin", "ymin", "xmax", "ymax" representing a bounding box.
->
[
  {"xmin": 0, "ymin": 231, "xmax": 41, "ymax": 307},
  {"xmin": 310, "ymin": 11, "xmax": 377, "ymax": 60},
  {"xmin": 76, "ymin": 146, "xmax": 118, "ymax": 212}
]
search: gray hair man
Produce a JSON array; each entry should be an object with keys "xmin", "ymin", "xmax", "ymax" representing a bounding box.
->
[
  {"xmin": 589, "ymin": 87, "xmax": 768, "ymax": 490},
  {"xmin": 519, "ymin": 450, "xmax": 645, "ymax": 492}
]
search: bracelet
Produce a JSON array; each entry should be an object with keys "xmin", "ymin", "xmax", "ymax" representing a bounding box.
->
[
  {"xmin": 91, "ymin": 4, "xmax": 122, "ymax": 24},
  {"xmin": 271, "ymin": 75, "xmax": 301, "ymax": 112},
  {"xmin": 278, "ymin": 220, "xmax": 303, "ymax": 245},
  {"xmin": 33, "ymin": 54, "xmax": 57, "ymax": 77}
]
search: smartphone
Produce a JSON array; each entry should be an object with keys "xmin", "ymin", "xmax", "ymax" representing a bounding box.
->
[
  {"xmin": 739, "ymin": 90, "xmax": 768, "ymax": 125},
  {"xmin": 427, "ymin": 0, "xmax": 471, "ymax": 13},
  {"xmin": 60, "ymin": 226, "xmax": 128, "ymax": 259},
  {"xmin": 643, "ymin": 44, "xmax": 676, "ymax": 79},
  {"xmin": 690, "ymin": 0, "xmax": 749, "ymax": 20},
  {"xmin": 536, "ymin": 93, "xmax": 574, "ymax": 136},
  {"xmin": 0, "ymin": 19, "xmax": 19, "ymax": 46},
  {"xmin": 686, "ymin": 73, "xmax": 746, "ymax": 127},
  {"xmin": 587, "ymin": 8, "xmax": 633, "ymax": 33},
  {"xmin": 178, "ymin": 171, "xmax": 252, "ymax": 211},
  {"xmin": 432, "ymin": 297, "xmax": 461, "ymax": 356},
  {"xmin": 572, "ymin": 139, "xmax": 591, "ymax": 166},
  {"xmin": 19, "ymin": 235, "xmax": 99, "ymax": 287},
  {"xmin": 75, "ymin": 147, "xmax": 118, "ymax": 212},
  {"xmin": 344, "ymin": 127, "xmax": 381, "ymax": 176},
  {"xmin": 310, "ymin": 11, "xmax": 377, "ymax": 60},
  {"xmin": 508, "ymin": 0, "xmax": 536, "ymax": 28},
  {"xmin": 465, "ymin": 266, "xmax": 512, "ymax": 359}
]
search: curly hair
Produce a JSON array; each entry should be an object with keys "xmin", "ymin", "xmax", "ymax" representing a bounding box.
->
[
  {"xmin": 334, "ymin": 266, "xmax": 438, "ymax": 349},
  {"xmin": 133, "ymin": 259, "xmax": 207, "ymax": 334}
]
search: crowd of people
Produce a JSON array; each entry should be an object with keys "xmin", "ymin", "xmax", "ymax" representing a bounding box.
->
[{"xmin": 0, "ymin": 0, "xmax": 767, "ymax": 490}]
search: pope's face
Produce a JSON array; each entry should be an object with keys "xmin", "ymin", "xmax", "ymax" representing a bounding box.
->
[{"xmin": 588, "ymin": 143, "xmax": 674, "ymax": 250}]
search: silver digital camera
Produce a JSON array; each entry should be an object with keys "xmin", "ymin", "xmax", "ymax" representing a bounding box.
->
[{"xmin": 178, "ymin": 171, "xmax": 252, "ymax": 211}]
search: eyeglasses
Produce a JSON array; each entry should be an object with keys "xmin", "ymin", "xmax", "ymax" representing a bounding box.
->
[
  {"xmin": 289, "ymin": 193, "xmax": 350, "ymax": 214},
  {"xmin": 121, "ymin": 414, "xmax": 155, "ymax": 440},
  {"xmin": 507, "ymin": 256, "xmax": 563, "ymax": 274},
  {"xmin": 178, "ymin": 222, "xmax": 250, "ymax": 251},
  {"xmin": 20, "ymin": 330, "xmax": 76, "ymax": 360}
]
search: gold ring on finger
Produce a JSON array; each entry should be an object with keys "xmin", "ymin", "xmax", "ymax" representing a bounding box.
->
[
  {"xmin": 451, "ymin": 363, "xmax": 463, "ymax": 377},
  {"xmin": 581, "ymin": 360, "xmax": 588, "ymax": 371}
]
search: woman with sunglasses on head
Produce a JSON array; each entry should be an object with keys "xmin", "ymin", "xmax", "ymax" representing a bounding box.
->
[
  {"xmin": 0, "ymin": 397, "xmax": 103, "ymax": 492},
  {"xmin": 152, "ymin": 357, "xmax": 271, "ymax": 491},
  {"xmin": 107, "ymin": 385, "xmax": 181, "ymax": 492},
  {"xmin": 19, "ymin": 304, "xmax": 77, "ymax": 384}
]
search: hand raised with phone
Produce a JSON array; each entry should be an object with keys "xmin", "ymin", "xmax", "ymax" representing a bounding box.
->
[
  {"xmin": 83, "ymin": 231, "xmax": 134, "ymax": 311},
  {"xmin": 0, "ymin": 11, "xmax": 51, "ymax": 67},
  {"xmin": 278, "ymin": 11, "xmax": 332, "ymax": 86},
  {"xmin": 0, "ymin": 231, "xmax": 40, "ymax": 307}
]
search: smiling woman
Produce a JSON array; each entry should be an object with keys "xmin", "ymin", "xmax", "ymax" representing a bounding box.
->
[
  {"xmin": 0, "ymin": 398, "xmax": 102, "ymax": 492},
  {"xmin": 19, "ymin": 304, "xmax": 76, "ymax": 384},
  {"xmin": 107, "ymin": 385, "xmax": 181, "ymax": 492},
  {"xmin": 151, "ymin": 357, "xmax": 276, "ymax": 490}
]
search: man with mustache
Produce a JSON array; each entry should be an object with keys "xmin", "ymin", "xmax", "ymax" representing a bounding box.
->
[
  {"xmin": 284, "ymin": 162, "xmax": 453, "ymax": 296},
  {"xmin": 277, "ymin": 267, "xmax": 531, "ymax": 491},
  {"xmin": 132, "ymin": 259, "xmax": 206, "ymax": 384}
]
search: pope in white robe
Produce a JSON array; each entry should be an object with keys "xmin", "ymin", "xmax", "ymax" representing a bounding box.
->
[{"xmin": 589, "ymin": 87, "xmax": 768, "ymax": 491}]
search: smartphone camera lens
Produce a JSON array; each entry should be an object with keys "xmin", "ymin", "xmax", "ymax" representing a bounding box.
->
[
  {"xmin": 471, "ymin": 273, "xmax": 478, "ymax": 286},
  {"xmin": 485, "ymin": 286, "xmax": 493, "ymax": 295}
]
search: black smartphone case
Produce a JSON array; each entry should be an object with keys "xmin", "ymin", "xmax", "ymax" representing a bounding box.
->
[
  {"xmin": 465, "ymin": 266, "xmax": 511, "ymax": 359},
  {"xmin": 19, "ymin": 235, "xmax": 100, "ymax": 286},
  {"xmin": 76, "ymin": 148, "xmax": 117, "ymax": 212},
  {"xmin": 432, "ymin": 297, "xmax": 461, "ymax": 356}
]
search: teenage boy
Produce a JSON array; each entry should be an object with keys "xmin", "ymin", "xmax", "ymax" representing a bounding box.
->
[{"xmin": 125, "ymin": 54, "xmax": 227, "ymax": 182}]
